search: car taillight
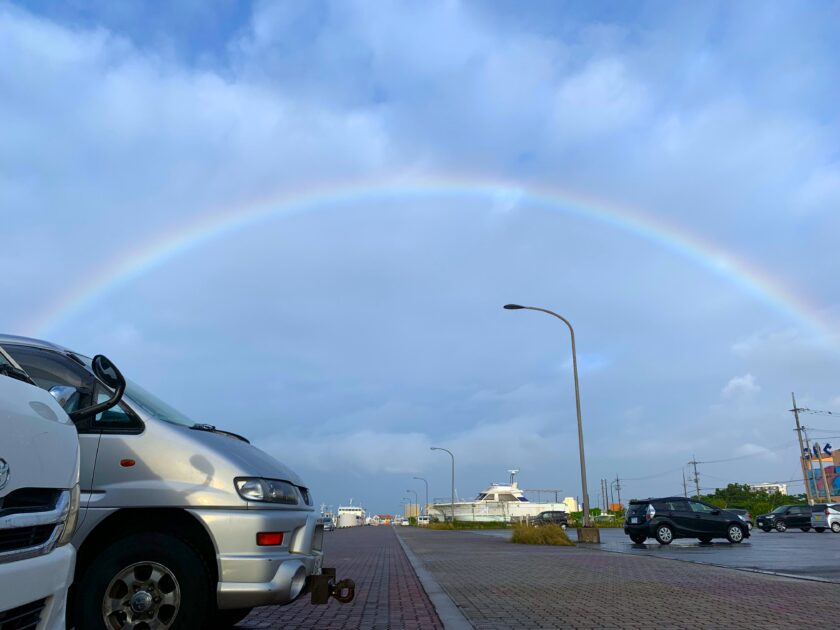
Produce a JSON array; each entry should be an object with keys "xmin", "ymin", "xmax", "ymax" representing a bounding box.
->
[
  {"xmin": 645, "ymin": 504, "xmax": 655, "ymax": 521},
  {"xmin": 827, "ymin": 508, "xmax": 831, "ymax": 517}
]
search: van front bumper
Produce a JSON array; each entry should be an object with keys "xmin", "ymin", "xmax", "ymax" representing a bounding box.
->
[
  {"xmin": 189, "ymin": 507, "xmax": 327, "ymax": 609},
  {"xmin": 0, "ymin": 543, "xmax": 75, "ymax": 629}
]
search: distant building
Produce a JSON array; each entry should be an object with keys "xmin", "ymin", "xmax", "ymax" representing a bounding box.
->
[{"xmin": 749, "ymin": 482, "xmax": 788, "ymax": 495}]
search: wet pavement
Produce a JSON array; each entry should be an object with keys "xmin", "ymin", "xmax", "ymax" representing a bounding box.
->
[
  {"xmin": 400, "ymin": 527, "xmax": 840, "ymax": 629},
  {"xmin": 471, "ymin": 526, "xmax": 840, "ymax": 582}
]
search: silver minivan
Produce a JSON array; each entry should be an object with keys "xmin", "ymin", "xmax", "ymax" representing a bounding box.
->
[{"xmin": 1, "ymin": 335, "xmax": 353, "ymax": 629}]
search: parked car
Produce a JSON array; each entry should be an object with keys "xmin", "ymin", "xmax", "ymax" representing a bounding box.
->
[
  {"xmin": 0, "ymin": 347, "xmax": 124, "ymax": 629},
  {"xmin": 322, "ymin": 517, "xmax": 335, "ymax": 531},
  {"xmin": 811, "ymin": 503, "xmax": 840, "ymax": 533},
  {"xmin": 533, "ymin": 510, "xmax": 569, "ymax": 529},
  {"xmin": 728, "ymin": 508, "xmax": 753, "ymax": 530},
  {"xmin": 0, "ymin": 334, "xmax": 354, "ymax": 629},
  {"xmin": 624, "ymin": 497, "xmax": 749, "ymax": 544},
  {"xmin": 755, "ymin": 504, "xmax": 812, "ymax": 532}
]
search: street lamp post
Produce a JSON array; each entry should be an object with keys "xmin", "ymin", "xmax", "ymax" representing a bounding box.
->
[
  {"xmin": 413, "ymin": 477, "xmax": 429, "ymax": 516},
  {"xmin": 504, "ymin": 304, "xmax": 593, "ymax": 529},
  {"xmin": 430, "ymin": 447, "xmax": 455, "ymax": 522},
  {"xmin": 406, "ymin": 489, "xmax": 419, "ymax": 521}
]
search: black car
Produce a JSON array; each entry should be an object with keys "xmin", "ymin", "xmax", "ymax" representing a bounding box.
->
[
  {"xmin": 533, "ymin": 510, "xmax": 569, "ymax": 528},
  {"xmin": 728, "ymin": 508, "xmax": 753, "ymax": 530},
  {"xmin": 624, "ymin": 497, "xmax": 749, "ymax": 545},
  {"xmin": 755, "ymin": 504, "xmax": 812, "ymax": 532}
]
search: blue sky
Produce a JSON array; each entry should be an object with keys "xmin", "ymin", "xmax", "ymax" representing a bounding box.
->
[{"xmin": 2, "ymin": 1, "xmax": 840, "ymax": 514}]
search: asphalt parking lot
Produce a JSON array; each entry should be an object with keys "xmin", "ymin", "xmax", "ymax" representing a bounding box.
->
[{"xmin": 473, "ymin": 526, "xmax": 840, "ymax": 582}]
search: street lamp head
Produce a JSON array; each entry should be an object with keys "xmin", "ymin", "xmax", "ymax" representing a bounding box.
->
[
  {"xmin": 503, "ymin": 304, "xmax": 525, "ymax": 310},
  {"xmin": 430, "ymin": 446, "xmax": 440, "ymax": 451}
]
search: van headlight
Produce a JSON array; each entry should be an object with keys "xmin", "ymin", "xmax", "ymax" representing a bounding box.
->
[
  {"xmin": 235, "ymin": 478, "xmax": 299, "ymax": 505},
  {"xmin": 57, "ymin": 484, "xmax": 80, "ymax": 546}
]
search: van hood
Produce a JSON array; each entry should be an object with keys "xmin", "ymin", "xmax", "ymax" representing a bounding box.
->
[
  {"xmin": 0, "ymin": 376, "xmax": 79, "ymax": 495},
  {"xmin": 178, "ymin": 426, "xmax": 304, "ymax": 487}
]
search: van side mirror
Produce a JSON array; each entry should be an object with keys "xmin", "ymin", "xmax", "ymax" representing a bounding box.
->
[{"xmin": 69, "ymin": 354, "xmax": 126, "ymax": 422}]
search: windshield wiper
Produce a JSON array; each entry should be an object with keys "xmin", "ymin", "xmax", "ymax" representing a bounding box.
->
[
  {"xmin": 0, "ymin": 363, "xmax": 35, "ymax": 385},
  {"xmin": 191, "ymin": 423, "xmax": 217, "ymax": 432},
  {"xmin": 190, "ymin": 423, "xmax": 250, "ymax": 443}
]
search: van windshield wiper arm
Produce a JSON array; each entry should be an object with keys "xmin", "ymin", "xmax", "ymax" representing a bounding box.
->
[{"xmin": 190, "ymin": 423, "xmax": 250, "ymax": 443}]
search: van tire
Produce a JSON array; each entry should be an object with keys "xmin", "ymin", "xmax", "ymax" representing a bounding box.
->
[
  {"xmin": 629, "ymin": 533, "xmax": 647, "ymax": 544},
  {"xmin": 775, "ymin": 521, "xmax": 787, "ymax": 532},
  {"xmin": 815, "ymin": 527, "xmax": 825, "ymax": 533},
  {"xmin": 213, "ymin": 608, "xmax": 253, "ymax": 628},
  {"xmin": 74, "ymin": 532, "xmax": 213, "ymax": 630}
]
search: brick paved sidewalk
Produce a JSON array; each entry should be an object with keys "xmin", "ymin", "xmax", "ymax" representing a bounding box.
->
[
  {"xmin": 238, "ymin": 526, "xmax": 443, "ymax": 629},
  {"xmin": 398, "ymin": 528, "xmax": 840, "ymax": 630}
]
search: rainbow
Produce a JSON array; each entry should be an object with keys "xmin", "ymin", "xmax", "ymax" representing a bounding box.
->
[{"xmin": 23, "ymin": 175, "xmax": 836, "ymax": 342}]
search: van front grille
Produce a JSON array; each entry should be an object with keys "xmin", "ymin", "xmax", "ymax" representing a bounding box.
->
[
  {"xmin": 0, "ymin": 525, "xmax": 55, "ymax": 554},
  {"xmin": 0, "ymin": 598, "xmax": 46, "ymax": 630}
]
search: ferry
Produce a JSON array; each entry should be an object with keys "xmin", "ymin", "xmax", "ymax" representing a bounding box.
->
[{"xmin": 336, "ymin": 501, "xmax": 366, "ymax": 528}]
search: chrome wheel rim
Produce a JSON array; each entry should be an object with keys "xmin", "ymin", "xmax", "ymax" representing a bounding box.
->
[
  {"xmin": 658, "ymin": 526, "xmax": 672, "ymax": 542},
  {"xmin": 102, "ymin": 561, "xmax": 180, "ymax": 629},
  {"xmin": 729, "ymin": 526, "xmax": 743, "ymax": 541},
  {"xmin": 776, "ymin": 522, "xmax": 786, "ymax": 532}
]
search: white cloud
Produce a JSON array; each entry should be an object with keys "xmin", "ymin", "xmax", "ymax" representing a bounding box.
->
[{"xmin": 721, "ymin": 373, "xmax": 760, "ymax": 399}]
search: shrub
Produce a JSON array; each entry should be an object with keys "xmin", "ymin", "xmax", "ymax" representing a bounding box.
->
[{"xmin": 511, "ymin": 523, "xmax": 574, "ymax": 546}]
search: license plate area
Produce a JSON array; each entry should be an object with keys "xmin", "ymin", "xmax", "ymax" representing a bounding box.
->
[{"xmin": 630, "ymin": 517, "xmax": 638, "ymax": 524}]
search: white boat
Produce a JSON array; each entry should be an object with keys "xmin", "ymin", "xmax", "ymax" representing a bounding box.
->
[
  {"xmin": 337, "ymin": 501, "xmax": 366, "ymax": 528},
  {"xmin": 428, "ymin": 470, "xmax": 578, "ymax": 523}
]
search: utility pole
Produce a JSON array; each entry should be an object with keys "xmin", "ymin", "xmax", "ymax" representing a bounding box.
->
[
  {"xmin": 802, "ymin": 425, "xmax": 818, "ymax": 504},
  {"xmin": 791, "ymin": 393, "xmax": 814, "ymax": 505},
  {"xmin": 682, "ymin": 470, "xmax": 688, "ymax": 498},
  {"xmin": 614, "ymin": 475, "xmax": 622, "ymax": 508},
  {"xmin": 688, "ymin": 457, "xmax": 701, "ymax": 498}
]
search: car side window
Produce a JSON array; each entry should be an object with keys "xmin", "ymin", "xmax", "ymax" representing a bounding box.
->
[
  {"xmin": 670, "ymin": 500, "xmax": 691, "ymax": 512},
  {"xmin": 689, "ymin": 501, "xmax": 716, "ymax": 513}
]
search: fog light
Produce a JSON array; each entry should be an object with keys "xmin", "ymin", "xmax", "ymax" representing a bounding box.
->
[{"xmin": 257, "ymin": 532, "xmax": 284, "ymax": 546}]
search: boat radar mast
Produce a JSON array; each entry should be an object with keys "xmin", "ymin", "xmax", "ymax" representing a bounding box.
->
[{"xmin": 508, "ymin": 469, "xmax": 520, "ymax": 487}]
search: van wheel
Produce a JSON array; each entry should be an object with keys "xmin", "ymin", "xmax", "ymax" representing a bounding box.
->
[
  {"xmin": 775, "ymin": 521, "xmax": 787, "ymax": 533},
  {"xmin": 800, "ymin": 526, "xmax": 811, "ymax": 532},
  {"xmin": 629, "ymin": 533, "xmax": 647, "ymax": 544},
  {"xmin": 655, "ymin": 524, "xmax": 674, "ymax": 545},
  {"xmin": 831, "ymin": 522, "xmax": 840, "ymax": 533},
  {"xmin": 213, "ymin": 608, "xmax": 253, "ymax": 628},
  {"xmin": 761, "ymin": 526, "xmax": 771, "ymax": 532},
  {"xmin": 815, "ymin": 528, "xmax": 825, "ymax": 533},
  {"xmin": 74, "ymin": 532, "xmax": 212, "ymax": 629},
  {"xmin": 726, "ymin": 524, "xmax": 744, "ymax": 544},
  {"xmin": 698, "ymin": 536, "xmax": 712, "ymax": 544}
]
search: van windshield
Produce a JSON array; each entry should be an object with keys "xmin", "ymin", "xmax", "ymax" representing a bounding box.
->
[
  {"xmin": 74, "ymin": 354, "xmax": 195, "ymax": 427},
  {"xmin": 123, "ymin": 378, "xmax": 196, "ymax": 427}
]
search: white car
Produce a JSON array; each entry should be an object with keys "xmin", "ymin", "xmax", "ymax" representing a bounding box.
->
[
  {"xmin": 0, "ymin": 349, "xmax": 81, "ymax": 629},
  {"xmin": 811, "ymin": 503, "xmax": 840, "ymax": 533},
  {"xmin": 0, "ymin": 347, "xmax": 126, "ymax": 630}
]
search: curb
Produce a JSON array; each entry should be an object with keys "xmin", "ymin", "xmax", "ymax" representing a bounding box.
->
[{"xmin": 394, "ymin": 530, "xmax": 475, "ymax": 630}]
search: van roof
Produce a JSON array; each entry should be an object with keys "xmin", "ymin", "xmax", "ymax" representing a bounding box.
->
[{"xmin": 0, "ymin": 334, "xmax": 72, "ymax": 353}]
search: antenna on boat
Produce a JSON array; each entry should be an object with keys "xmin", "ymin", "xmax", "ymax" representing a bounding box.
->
[{"xmin": 508, "ymin": 469, "xmax": 520, "ymax": 487}]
